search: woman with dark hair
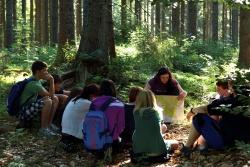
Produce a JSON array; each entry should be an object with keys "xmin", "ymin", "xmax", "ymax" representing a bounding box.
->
[
  {"xmin": 145, "ymin": 67, "xmax": 187, "ymax": 100},
  {"xmin": 90, "ymin": 79, "xmax": 125, "ymax": 153},
  {"xmin": 61, "ymin": 84, "xmax": 100, "ymax": 148}
]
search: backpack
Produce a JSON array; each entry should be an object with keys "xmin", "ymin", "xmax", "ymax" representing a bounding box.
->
[
  {"xmin": 82, "ymin": 97, "xmax": 116, "ymax": 152},
  {"xmin": 7, "ymin": 77, "xmax": 34, "ymax": 116}
]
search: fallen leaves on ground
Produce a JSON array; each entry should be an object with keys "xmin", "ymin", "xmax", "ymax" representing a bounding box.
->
[{"xmin": 0, "ymin": 116, "xmax": 249, "ymax": 167}]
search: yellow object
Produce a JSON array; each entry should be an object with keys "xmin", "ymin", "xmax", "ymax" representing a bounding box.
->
[{"xmin": 155, "ymin": 95, "xmax": 185, "ymax": 123}]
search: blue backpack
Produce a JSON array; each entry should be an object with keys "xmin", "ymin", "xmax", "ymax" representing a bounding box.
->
[
  {"xmin": 82, "ymin": 97, "xmax": 116, "ymax": 151},
  {"xmin": 7, "ymin": 77, "xmax": 34, "ymax": 116}
]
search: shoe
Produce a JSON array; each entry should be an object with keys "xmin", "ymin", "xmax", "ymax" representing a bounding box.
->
[
  {"xmin": 180, "ymin": 143, "xmax": 192, "ymax": 158},
  {"xmin": 196, "ymin": 144, "xmax": 208, "ymax": 153},
  {"xmin": 49, "ymin": 124, "xmax": 61, "ymax": 134},
  {"xmin": 38, "ymin": 128, "xmax": 57, "ymax": 139}
]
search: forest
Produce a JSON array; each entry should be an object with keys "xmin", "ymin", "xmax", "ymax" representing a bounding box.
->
[{"xmin": 0, "ymin": 0, "xmax": 250, "ymax": 166}]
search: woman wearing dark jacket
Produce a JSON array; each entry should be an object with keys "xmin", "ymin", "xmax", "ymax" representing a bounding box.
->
[{"xmin": 145, "ymin": 67, "xmax": 187, "ymax": 100}]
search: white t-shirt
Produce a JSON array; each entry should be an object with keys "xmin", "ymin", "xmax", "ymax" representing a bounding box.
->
[{"xmin": 61, "ymin": 98, "xmax": 91, "ymax": 139}]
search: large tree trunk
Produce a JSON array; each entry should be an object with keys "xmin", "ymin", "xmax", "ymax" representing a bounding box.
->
[
  {"xmin": 238, "ymin": 8, "xmax": 250, "ymax": 68},
  {"xmin": 35, "ymin": 0, "xmax": 41, "ymax": 44},
  {"xmin": 56, "ymin": 0, "xmax": 75, "ymax": 65},
  {"xmin": 75, "ymin": 0, "xmax": 82, "ymax": 39},
  {"xmin": 49, "ymin": 0, "xmax": 58, "ymax": 45},
  {"xmin": 231, "ymin": 8, "xmax": 239, "ymax": 46},
  {"xmin": 0, "ymin": 0, "xmax": 5, "ymax": 48},
  {"xmin": 187, "ymin": 1, "xmax": 197, "ymax": 37},
  {"xmin": 5, "ymin": 0, "xmax": 14, "ymax": 48},
  {"xmin": 76, "ymin": 0, "xmax": 116, "ymax": 82},
  {"xmin": 121, "ymin": 0, "xmax": 127, "ymax": 39},
  {"xmin": 155, "ymin": 2, "xmax": 160, "ymax": 35},
  {"xmin": 30, "ymin": 0, "xmax": 34, "ymax": 42},
  {"xmin": 211, "ymin": 1, "xmax": 218, "ymax": 41}
]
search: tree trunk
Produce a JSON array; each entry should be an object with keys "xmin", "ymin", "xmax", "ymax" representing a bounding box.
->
[
  {"xmin": 150, "ymin": 4, "xmax": 154, "ymax": 35},
  {"xmin": 75, "ymin": 0, "xmax": 82, "ymax": 38},
  {"xmin": 35, "ymin": 0, "xmax": 41, "ymax": 44},
  {"xmin": 155, "ymin": 2, "xmax": 160, "ymax": 35},
  {"xmin": 0, "ymin": 0, "xmax": 5, "ymax": 48},
  {"xmin": 5, "ymin": 0, "xmax": 14, "ymax": 48},
  {"xmin": 76, "ymin": 0, "xmax": 116, "ymax": 82},
  {"xmin": 30, "ymin": 0, "xmax": 34, "ymax": 42},
  {"xmin": 161, "ymin": 3, "xmax": 166, "ymax": 37},
  {"xmin": 203, "ymin": 0, "xmax": 211, "ymax": 41},
  {"xmin": 49, "ymin": 0, "xmax": 58, "ymax": 45},
  {"xmin": 180, "ymin": 1, "xmax": 185, "ymax": 37},
  {"xmin": 231, "ymin": 8, "xmax": 238, "ymax": 46},
  {"xmin": 211, "ymin": 1, "xmax": 218, "ymax": 41},
  {"xmin": 135, "ymin": 0, "xmax": 141, "ymax": 25},
  {"xmin": 238, "ymin": 8, "xmax": 250, "ymax": 68},
  {"xmin": 56, "ymin": 0, "xmax": 75, "ymax": 65},
  {"xmin": 13, "ymin": 0, "xmax": 17, "ymax": 28},
  {"xmin": 40, "ymin": 0, "xmax": 49, "ymax": 45},
  {"xmin": 121, "ymin": 0, "xmax": 127, "ymax": 39},
  {"xmin": 107, "ymin": 0, "xmax": 116, "ymax": 59},
  {"xmin": 172, "ymin": 2, "xmax": 180, "ymax": 37},
  {"xmin": 187, "ymin": 1, "xmax": 197, "ymax": 37},
  {"xmin": 21, "ymin": 0, "xmax": 26, "ymax": 46},
  {"xmin": 222, "ymin": 3, "xmax": 228, "ymax": 41}
]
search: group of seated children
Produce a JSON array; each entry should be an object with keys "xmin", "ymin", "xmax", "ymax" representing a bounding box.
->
[{"xmin": 16, "ymin": 61, "xmax": 250, "ymax": 164}]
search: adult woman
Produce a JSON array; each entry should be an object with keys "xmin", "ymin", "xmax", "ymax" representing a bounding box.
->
[
  {"xmin": 132, "ymin": 89, "xmax": 169, "ymax": 163},
  {"xmin": 145, "ymin": 67, "xmax": 187, "ymax": 100}
]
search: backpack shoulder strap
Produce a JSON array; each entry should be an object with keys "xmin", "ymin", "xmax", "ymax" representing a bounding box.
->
[{"xmin": 100, "ymin": 97, "xmax": 116, "ymax": 112}]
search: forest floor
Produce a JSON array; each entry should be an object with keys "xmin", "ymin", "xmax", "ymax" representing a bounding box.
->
[{"xmin": 0, "ymin": 113, "xmax": 250, "ymax": 167}]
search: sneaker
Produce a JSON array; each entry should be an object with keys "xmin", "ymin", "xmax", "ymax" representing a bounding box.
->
[
  {"xmin": 180, "ymin": 143, "xmax": 192, "ymax": 158},
  {"xmin": 38, "ymin": 128, "xmax": 57, "ymax": 139},
  {"xmin": 49, "ymin": 124, "xmax": 61, "ymax": 134}
]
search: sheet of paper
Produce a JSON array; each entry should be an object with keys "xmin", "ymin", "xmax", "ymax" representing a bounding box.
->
[{"xmin": 155, "ymin": 95, "xmax": 185, "ymax": 123}]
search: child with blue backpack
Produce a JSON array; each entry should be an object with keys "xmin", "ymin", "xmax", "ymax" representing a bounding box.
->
[
  {"xmin": 16, "ymin": 61, "xmax": 59, "ymax": 138},
  {"xmin": 82, "ymin": 79, "xmax": 125, "ymax": 159}
]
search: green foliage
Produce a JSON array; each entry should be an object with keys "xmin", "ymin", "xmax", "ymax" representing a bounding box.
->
[{"xmin": 235, "ymin": 140, "xmax": 250, "ymax": 156}]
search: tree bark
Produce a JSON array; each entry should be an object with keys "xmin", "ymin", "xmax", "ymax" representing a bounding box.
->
[
  {"xmin": 155, "ymin": 2, "xmax": 160, "ymax": 35},
  {"xmin": 135, "ymin": 0, "xmax": 141, "ymax": 25},
  {"xmin": 211, "ymin": 1, "xmax": 218, "ymax": 41},
  {"xmin": 222, "ymin": 3, "xmax": 228, "ymax": 41},
  {"xmin": 187, "ymin": 1, "xmax": 197, "ymax": 37},
  {"xmin": 56, "ymin": 0, "xmax": 75, "ymax": 65},
  {"xmin": 5, "ymin": 0, "xmax": 14, "ymax": 48},
  {"xmin": 150, "ymin": 4, "xmax": 154, "ymax": 35},
  {"xmin": 40, "ymin": 0, "xmax": 49, "ymax": 45},
  {"xmin": 30, "ymin": 0, "xmax": 34, "ymax": 42},
  {"xmin": 75, "ymin": 0, "xmax": 82, "ymax": 38},
  {"xmin": 121, "ymin": 0, "xmax": 127, "ymax": 39},
  {"xmin": 21, "ymin": 0, "xmax": 26, "ymax": 46},
  {"xmin": 0, "ymin": 0, "xmax": 5, "ymax": 48},
  {"xmin": 76, "ymin": 0, "xmax": 116, "ymax": 82},
  {"xmin": 238, "ymin": 8, "xmax": 250, "ymax": 68},
  {"xmin": 172, "ymin": 2, "xmax": 180, "ymax": 37},
  {"xmin": 49, "ymin": 0, "xmax": 58, "ymax": 45},
  {"xmin": 231, "ymin": 8, "xmax": 238, "ymax": 46},
  {"xmin": 180, "ymin": 1, "xmax": 185, "ymax": 37},
  {"xmin": 161, "ymin": 3, "xmax": 166, "ymax": 37},
  {"xmin": 35, "ymin": 0, "xmax": 41, "ymax": 44}
]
